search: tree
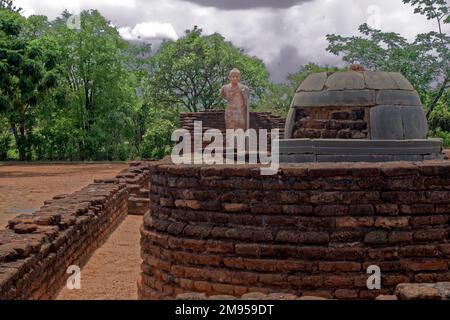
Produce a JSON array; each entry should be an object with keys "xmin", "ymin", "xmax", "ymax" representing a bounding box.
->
[
  {"xmin": 0, "ymin": 9, "xmax": 57, "ymax": 160},
  {"xmin": 0, "ymin": 0, "xmax": 21, "ymax": 13},
  {"xmin": 147, "ymin": 26, "xmax": 270, "ymax": 112},
  {"xmin": 0, "ymin": 114, "xmax": 10, "ymax": 160},
  {"xmin": 48, "ymin": 10, "xmax": 142, "ymax": 160},
  {"xmin": 326, "ymin": 0, "xmax": 449, "ymax": 118}
]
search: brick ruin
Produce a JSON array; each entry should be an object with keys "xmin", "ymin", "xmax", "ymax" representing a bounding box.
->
[
  {"xmin": 1, "ymin": 158, "xmax": 450, "ymax": 300},
  {"xmin": 1, "ymin": 108, "xmax": 450, "ymax": 300},
  {"xmin": 292, "ymin": 107, "xmax": 369, "ymax": 139},
  {"xmin": 285, "ymin": 71, "xmax": 428, "ymax": 141},
  {"xmin": 179, "ymin": 110, "xmax": 285, "ymax": 151},
  {"xmin": 179, "ymin": 110, "xmax": 286, "ymax": 136},
  {"xmin": 0, "ymin": 162, "xmax": 150, "ymax": 300},
  {"xmin": 139, "ymin": 160, "xmax": 450, "ymax": 300}
]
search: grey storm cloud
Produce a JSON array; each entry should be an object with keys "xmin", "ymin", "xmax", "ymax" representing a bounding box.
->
[
  {"xmin": 17, "ymin": 0, "xmax": 441, "ymax": 82},
  {"xmin": 178, "ymin": 0, "xmax": 312, "ymax": 10},
  {"xmin": 267, "ymin": 45, "xmax": 307, "ymax": 83}
]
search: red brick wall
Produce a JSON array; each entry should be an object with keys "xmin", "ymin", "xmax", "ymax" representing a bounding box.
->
[
  {"xmin": 0, "ymin": 183, "xmax": 128, "ymax": 300},
  {"xmin": 0, "ymin": 162, "xmax": 151, "ymax": 300},
  {"xmin": 292, "ymin": 107, "xmax": 369, "ymax": 139},
  {"xmin": 179, "ymin": 110, "xmax": 285, "ymax": 136},
  {"xmin": 139, "ymin": 161, "xmax": 450, "ymax": 300}
]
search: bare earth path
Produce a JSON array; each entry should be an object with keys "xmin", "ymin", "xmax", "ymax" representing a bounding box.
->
[
  {"xmin": 56, "ymin": 215, "xmax": 142, "ymax": 300},
  {"xmin": 0, "ymin": 163, "xmax": 128, "ymax": 228}
]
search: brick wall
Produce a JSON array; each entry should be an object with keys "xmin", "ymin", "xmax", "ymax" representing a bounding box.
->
[
  {"xmin": 113, "ymin": 163, "xmax": 151, "ymax": 216},
  {"xmin": 292, "ymin": 107, "xmax": 369, "ymax": 139},
  {"xmin": 179, "ymin": 110, "xmax": 285, "ymax": 136},
  {"xmin": 0, "ymin": 162, "xmax": 151, "ymax": 300},
  {"xmin": 139, "ymin": 160, "xmax": 450, "ymax": 300}
]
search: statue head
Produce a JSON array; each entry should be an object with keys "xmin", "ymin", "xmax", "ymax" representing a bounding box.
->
[{"xmin": 228, "ymin": 68, "xmax": 241, "ymax": 85}]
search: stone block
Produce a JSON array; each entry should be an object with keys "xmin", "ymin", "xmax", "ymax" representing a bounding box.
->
[
  {"xmin": 293, "ymin": 90, "xmax": 376, "ymax": 107},
  {"xmin": 284, "ymin": 107, "xmax": 297, "ymax": 139},
  {"xmin": 297, "ymin": 72, "xmax": 327, "ymax": 92},
  {"xmin": 396, "ymin": 284, "xmax": 442, "ymax": 300},
  {"xmin": 365, "ymin": 71, "xmax": 399, "ymax": 90},
  {"xmin": 376, "ymin": 90, "xmax": 422, "ymax": 106},
  {"xmin": 389, "ymin": 73, "xmax": 415, "ymax": 91},
  {"xmin": 370, "ymin": 105, "xmax": 403, "ymax": 140},
  {"xmin": 325, "ymin": 71, "xmax": 366, "ymax": 90},
  {"xmin": 279, "ymin": 154, "xmax": 316, "ymax": 163},
  {"xmin": 402, "ymin": 106, "xmax": 428, "ymax": 139}
]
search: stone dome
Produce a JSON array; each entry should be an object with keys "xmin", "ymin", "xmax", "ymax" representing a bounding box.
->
[{"xmin": 284, "ymin": 70, "xmax": 428, "ymax": 140}]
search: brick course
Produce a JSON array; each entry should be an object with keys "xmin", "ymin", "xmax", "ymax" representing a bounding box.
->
[{"xmin": 139, "ymin": 160, "xmax": 450, "ymax": 300}]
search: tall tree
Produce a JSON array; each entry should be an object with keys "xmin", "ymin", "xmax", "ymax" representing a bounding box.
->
[
  {"xmin": 147, "ymin": 26, "xmax": 270, "ymax": 112},
  {"xmin": 0, "ymin": 9, "xmax": 57, "ymax": 160},
  {"xmin": 50, "ymin": 10, "xmax": 141, "ymax": 160},
  {"xmin": 326, "ymin": 0, "xmax": 449, "ymax": 117}
]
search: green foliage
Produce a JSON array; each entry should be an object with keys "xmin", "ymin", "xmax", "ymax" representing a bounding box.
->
[
  {"xmin": 0, "ymin": 9, "xmax": 57, "ymax": 160},
  {"xmin": 0, "ymin": 0, "xmax": 21, "ymax": 13},
  {"xmin": 147, "ymin": 26, "xmax": 269, "ymax": 112},
  {"xmin": 326, "ymin": 1, "xmax": 450, "ymax": 116},
  {"xmin": 431, "ymin": 128, "xmax": 450, "ymax": 147},
  {"xmin": 427, "ymin": 91, "xmax": 450, "ymax": 130},
  {"xmin": 40, "ymin": 10, "xmax": 143, "ymax": 161},
  {"xmin": 0, "ymin": 115, "xmax": 10, "ymax": 160},
  {"xmin": 326, "ymin": 0, "xmax": 450, "ymax": 144},
  {"xmin": 140, "ymin": 119, "xmax": 176, "ymax": 160},
  {"xmin": 402, "ymin": 0, "xmax": 449, "ymax": 21},
  {"xmin": 1, "ymin": 2, "xmax": 448, "ymax": 162},
  {"xmin": 326, "ymin": 24, "xmax": 436, "ymax": 94}
]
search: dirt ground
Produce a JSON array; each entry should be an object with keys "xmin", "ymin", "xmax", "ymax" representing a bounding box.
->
[
  {"xmin": 56, "ymin": 215, "xmax": 142, "ymax": 300},
  {"xmin": 0, "ymin": 163, "xmax": 128, "ymax": 229},
  {"xmin": 0, "ymin": 163, "xmax": 142, "ymax": 300}
]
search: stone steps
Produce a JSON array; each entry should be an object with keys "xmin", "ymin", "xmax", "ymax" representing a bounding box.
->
[{"xmin": 277, "ymin": 138, "xmax": 444, "ymax": 162}]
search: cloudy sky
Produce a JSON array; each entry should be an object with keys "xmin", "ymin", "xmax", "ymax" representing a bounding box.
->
[{"xmin": 16, "ymin": 0, "xmax": 449, "ymax": 82}]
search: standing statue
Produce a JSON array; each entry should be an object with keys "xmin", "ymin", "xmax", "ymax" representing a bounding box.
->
[{"xmin": 220, "ymin": 69, "xmax": 250, "ymax": 130}]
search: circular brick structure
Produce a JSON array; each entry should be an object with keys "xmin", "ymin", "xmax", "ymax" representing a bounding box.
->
[
  {"xmin": 284, "ymin": 70, "xmax": 428, "ymax": 140},
  {"xmin": 139, "ymin": 161, "xmax": 450, "ymax": 300}
]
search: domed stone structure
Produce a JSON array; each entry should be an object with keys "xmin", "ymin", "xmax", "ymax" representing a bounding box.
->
[
  {"xmin": 285, "ymin": 70, "xmax": 428, "ymax": 140},
  {"xmin": 279, "ymin": 68, "xmax": 443, "ymax": 163}
]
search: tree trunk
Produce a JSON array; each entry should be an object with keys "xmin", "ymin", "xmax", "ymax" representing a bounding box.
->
[
  {"xmin": 10, "ymin": 123, "xmax": 26, "ymax": 161},
  {"xmin": 427, "ymin": 76, "xmax": 449, "ymax": 118}
]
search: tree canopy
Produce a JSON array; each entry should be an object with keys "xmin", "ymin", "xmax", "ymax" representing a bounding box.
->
[
  {"xmin": 147, "ymin": 26, "xmax": 270, "ymax": 112},
  {"xmin": 1, "ymin": 0, "xmax": 450, "ymax": 162},
  {"xmin": 326, "ymin": 0, "xmax": 450, "ymax": 120}
]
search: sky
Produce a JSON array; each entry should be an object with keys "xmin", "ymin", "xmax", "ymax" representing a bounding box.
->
[{"xmin": 15, "ymin": 0, "xmax": 449, "ymax": 83}]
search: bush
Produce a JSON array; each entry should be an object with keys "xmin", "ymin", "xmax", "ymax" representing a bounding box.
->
[
  {"xmin": 140, "ymin": 119, "xmax": 176, "ymax": 159},
  {"xmin": 431, "ymin": 129, "xmax": 450, "ymax": 148}
]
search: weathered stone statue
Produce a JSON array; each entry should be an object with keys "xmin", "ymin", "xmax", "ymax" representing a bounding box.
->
[{"xmin": 220, "ymin": 69, "xmax": 250, "ymax": 130}]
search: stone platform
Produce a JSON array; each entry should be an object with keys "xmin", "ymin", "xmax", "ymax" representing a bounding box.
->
[{"xmin": 277, "ymin": 138, "xmax": 444, "ymax": 163}]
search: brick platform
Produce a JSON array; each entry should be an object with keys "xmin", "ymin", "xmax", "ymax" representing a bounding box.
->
[{"xmin": 140, "ymin": 160, "xmax": 450, "ymax": 300}]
